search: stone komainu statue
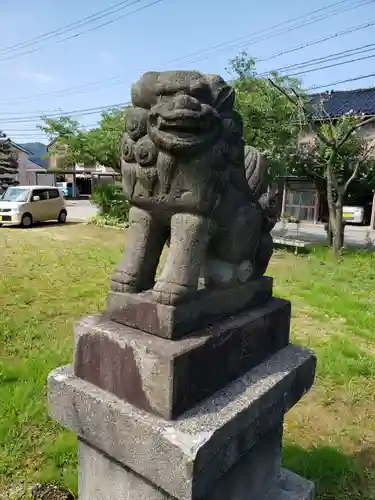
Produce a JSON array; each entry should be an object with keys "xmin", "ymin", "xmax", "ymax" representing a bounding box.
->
[{"xmin": 111, "ymin": 70, "xmax": 277, "ymax": 305}]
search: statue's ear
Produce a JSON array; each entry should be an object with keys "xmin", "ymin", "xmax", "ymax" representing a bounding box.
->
[
  {"xmin": 131, "ymin": 71, "xmax": 160, "ymax": 109},
  {"xmin": 213, "ymin": 85, "xmax": 236, "ymax": 113}
]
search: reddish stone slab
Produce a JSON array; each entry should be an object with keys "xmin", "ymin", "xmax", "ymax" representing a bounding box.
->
[{"xmin": 75, "ymin": 297, "xmax": 291, "ymax": 419}]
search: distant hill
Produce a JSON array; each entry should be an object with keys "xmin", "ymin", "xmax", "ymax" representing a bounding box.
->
[{"xmin": 19, "ymin": 142, "xmax": 48, "ymax": 168}]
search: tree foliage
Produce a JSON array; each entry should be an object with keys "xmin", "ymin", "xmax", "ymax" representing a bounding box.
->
[
  {"xmin": 39, "ymin": 108, "xmax": 126, "ymax": 171},
  {"xmin": 228, "ymin": 52, "xmax": 306, "ymax": 179},
  {"xmin": 0, "ymin": 131, "xmax": 19, "ymax": 189},
  {"xmin": 83, "ymin": 108, "xmax": 125, "ymax": 171},
  {"xmin": 270, "ymin": 82, "xmax": 375, "ymax": 255},
  {"xmin": 230, "ymin": 53, "xmax": 375, "ymax": 255}
]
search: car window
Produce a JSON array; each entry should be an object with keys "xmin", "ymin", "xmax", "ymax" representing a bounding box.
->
[
  {"xmin": 2, "ymin": 187, "xmax": 30, "ymax": 202},
  {"xmin": 32, "ymin": 189, "xmax": 49, "ymax": 201},
  {"xmin": 48, "ymin": 189, "xmax": 60, "ymax": 199}
]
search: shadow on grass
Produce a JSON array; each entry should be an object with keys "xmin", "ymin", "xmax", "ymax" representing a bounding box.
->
[
  {"xmin": 283, "ymin": 443, "xmax": 374, "ymax": 500},
  {"xmin": 3, "ymin": 220, "xmax": 82, "ymax": 230}
]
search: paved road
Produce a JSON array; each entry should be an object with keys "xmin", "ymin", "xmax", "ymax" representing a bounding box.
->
[
  {"xmin": 273, "ymin": 221, "xmax": 375, "ymax": 249},
  {"xmin": 66, "ymin": 199, "xmax": 98, "ymax": 221},
  {"xmin": 66, "ymin": 199, "xmax": 375, "ymax": 248}
]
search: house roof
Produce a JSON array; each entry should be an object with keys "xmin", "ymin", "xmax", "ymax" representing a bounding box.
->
[
  {"xmin": 5, "ymin": 139, "xmax": 34, "ymax": 155},
  {"xmin": 47, "ymin": 138, "xmax": 58, "ymax": 149},
  {"xmin": 27, "ymin": 159, "xmax": 46, "ymax": 171},
  {"xmin": 309, "ymin": 87, "xmax": 375, "ymax": 118}
]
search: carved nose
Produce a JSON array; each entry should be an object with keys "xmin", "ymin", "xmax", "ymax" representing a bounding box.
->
[{"xmin": 174, "ymin": 94, "xmax": 201, "ymax": 111}]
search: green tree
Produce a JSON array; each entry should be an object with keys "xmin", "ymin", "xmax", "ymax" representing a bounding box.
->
[
  {"xmin": 39, "ymin": 107, "xmax": 126, "ymax": 171},
  {"xmin": 83, "ymin": 108, "xmax": 126, "ymax": 171},
  {"xmin": 39, "ymin": 116, "xmax": 92, "ymax": 169},
  {"xmin": 271, "ymin": 83, "xmax": 375, "ymax": 256},
  {"xmin": 228, "ymin": 52, "xmax": 306, "ymax": 179}
]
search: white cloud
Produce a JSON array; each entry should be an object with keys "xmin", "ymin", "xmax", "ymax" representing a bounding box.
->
[
  {"xmin": 17, "ymin": 70, "xmax": 57, "ymax": 85},
  {"xmin": 99, "ymin": 50, "xmax": 115, "ymax": 65}
]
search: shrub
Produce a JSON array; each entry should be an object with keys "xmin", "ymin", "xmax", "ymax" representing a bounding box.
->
[
  {"xmin": 90, "ymin": 183, "xmax": 130, "ymax": 223},
  {"xmin": 87, "ymin": 213, "xmax": 128, "ymax": 228}
]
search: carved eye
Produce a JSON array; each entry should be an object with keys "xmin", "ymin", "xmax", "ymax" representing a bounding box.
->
[
  {"xmin": 122, "ymin": 133, "xmax": 135, "ymax": 162},
  {"xmin": 189, "ymin": 82, "xmax": 213, "ymax": 105},
  {"xmin": 125, "ymin": 107, "xmax": 148, "ymax": 141}
]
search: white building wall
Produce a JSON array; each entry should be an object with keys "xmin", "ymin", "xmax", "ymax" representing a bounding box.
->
[{"xmin": 14, "ymin": 150, "xmax": 30, "ymax": 185}]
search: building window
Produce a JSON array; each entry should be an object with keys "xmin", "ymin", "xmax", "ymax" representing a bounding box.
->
[{"xmin": 285, "ymin": 188, "xmax": 317, "ymax": 221}]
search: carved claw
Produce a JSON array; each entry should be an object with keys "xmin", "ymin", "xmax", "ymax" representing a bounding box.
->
[
  {"xmin": 152, "ymin": 280, "xmax": 197, "ymax": 305},
  {"xmin": 110, "ymin": 270, "xmax": 141, "ymax": 293},
  {"xmin": 110, "ymin": 280, "xmax": 139, "ymax": 293}
]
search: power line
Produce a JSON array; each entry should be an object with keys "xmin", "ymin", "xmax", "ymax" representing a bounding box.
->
[
  {"xmin": 257, "ymin": 21, "xmax": 375, "ymax": 64},
  {"xmin": 3, "ymin": 0, "xmax": 356, "ymax": 63},
  {"xmin": 5, "ymin": 70, "xmax": 375, "ymax": 130},
  {"xmin": 285, "ymin": 52, "xmax": 375, "ymax": 79},
  {"xmin": 5, "ymin": 41, "xmax": 375, "ymax": 119},
  {"xmin": 1, "ymin": 7, "xmax": 373, "ymax": 104},
  {"xmin": 0, "ymin": 0, "xmax": 162, "ymax": 62},
  {"xmin": 4, "ymin": 40, "xmax": 375, "ymax": 121},
  {"xmin": 2, "ymin": 47, "xmax": 375, "ymax": 122},
  {"xmin": 0, "ymin": 0, "xmax": 139, "ymax": 56},
  {"xmin": 0, "ymin": 103, "xmax": 130, "ymax": 124},
  {"xmin": 4, "ymin": 124, "xmax": 97, "ymax": 133},
  {"xmin": 1, "ymin": 2, "xmax": 375, "ymax": 122},
  {"xmin": 309, "ymin": 73, "xmax": 375, "ymax": 91},
  {"xmin": 177, "ymin": 0, "xmax": 374, "ymax": 65},
  {"xmin": 257, "ymin": 43, "xmax": 375, "ymax": 77},
  {"xmin": 0, "ymin": 78, "xmax": 127, "ymax": 104},
  {"xmin": 167, "ymin": 0, "xmax": 356, "ymax": 64}
]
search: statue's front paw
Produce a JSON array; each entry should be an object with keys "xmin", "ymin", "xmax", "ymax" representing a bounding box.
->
[
  {"xmin": 110, "ymin": 281, "xmax": 138, "ymax": 293},
  {"xmin": 152, "ymin": 280, "xmax": 197, "ymax": 305},
  {"xmin": 110, "ymin": 270, "xmax": 139, "ymax": 293}
]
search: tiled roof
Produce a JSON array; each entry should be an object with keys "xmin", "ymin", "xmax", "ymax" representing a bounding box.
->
[
  {"xmin": 5, "ymin": 139, "xmax": 34, "ymax": 155},
  {"xmin": 309, "ymin": 87, "xmax": 375, "ymax": 118}
]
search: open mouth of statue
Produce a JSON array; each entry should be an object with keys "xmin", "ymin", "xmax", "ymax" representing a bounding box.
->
[
  {"xmin": 158, "ymin": 117, "xmax": 206, "ymax": 135},
  {"xmin": 158, "ymin": 117, "xmax": 206, "ymax": 136},
  {"xmin": 147, "ymin": 107, "xmax": 220, "ymax": 150},
  {"xmin": 149, "ymin": 109, "xmax": 211, "ymax": 137}
]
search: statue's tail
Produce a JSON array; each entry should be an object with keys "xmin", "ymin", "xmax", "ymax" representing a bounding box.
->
[{"xmin": 244, "ymin": 145, "xmax": 268, "ymax": 201}]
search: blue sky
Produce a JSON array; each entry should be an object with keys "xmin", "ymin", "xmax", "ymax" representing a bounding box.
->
[{"xmin": 1, "ymin": 0, "xmax": 375, "ymax": 143}]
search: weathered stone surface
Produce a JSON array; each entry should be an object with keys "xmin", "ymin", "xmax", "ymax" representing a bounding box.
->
[
  {"xmin": 265, "ymin": 470, "xmax": 315, "ymax": 500},
  {"xmin": 75, "ymin": 298, "xmax": 291, "ymax": 419},
  {"xmin": 108, "ymin": 275, "xmax": 273, "ymax": 339},
  {"xmin": 79, "ymin": 440, "xmax": 313, "ymax": 500},
  {"xmin": 48, "ymin": 344, "xmax": 316, "ymax": 500},
  {"xmin": 111, "ymin": 70, "xmax": 278, "ymax": 306},
  {"xmin": 78, "ymin": 424, "xmax": 282, "ymax": 500}
]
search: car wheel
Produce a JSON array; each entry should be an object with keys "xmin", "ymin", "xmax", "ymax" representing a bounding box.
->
[
  {"xmin": 58, "ymin": 210, "xmax": 67, "ymax": 223},
  {"xmin": 21, "ymin": 213, "xmax": 32, "ymax": 228}
]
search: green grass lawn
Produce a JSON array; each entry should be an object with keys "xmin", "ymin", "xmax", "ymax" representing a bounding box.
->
[{"xmin": 0, "ymin": 223, "xmax": 374, "ymax": 499}]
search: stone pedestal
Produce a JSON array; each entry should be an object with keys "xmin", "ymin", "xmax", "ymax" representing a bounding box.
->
[{"xmin": 48, "ymin": 279, "xmax": 316, "ymax": 499}]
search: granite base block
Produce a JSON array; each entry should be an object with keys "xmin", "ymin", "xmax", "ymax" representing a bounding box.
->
[
  {"xmin": 78, "ymin": 424, "xmax": 283, "ymax": 500},
  {"xmin": 266, "ymin": 470, "xmax": 315, "ymax": 500},
  {"xmin": 78, "ymin": 435, "xmax": 314, "ymax": 499},
  {"xmin": 48, "ymin": 344, "xmax": 316, "ymax": 500},
  {"xmin": 107, "ymin": 276, "xmax": 273, "ymax": 339},
  {"xmin": 74, "ymin": 298, "xmax": 291, "ymax": 419}
]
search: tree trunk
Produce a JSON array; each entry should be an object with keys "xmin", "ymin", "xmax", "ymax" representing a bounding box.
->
[
  {"xmin": 325, "ymin": 154, "xmax": 345, "ymax": 257},
  {"xmin": 324, "ymin": 222, "xmax": 333, "ymax": 245},
  {"xmin": 332, "ymin": 198, "xmax": 345, "ymax": 257}
]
